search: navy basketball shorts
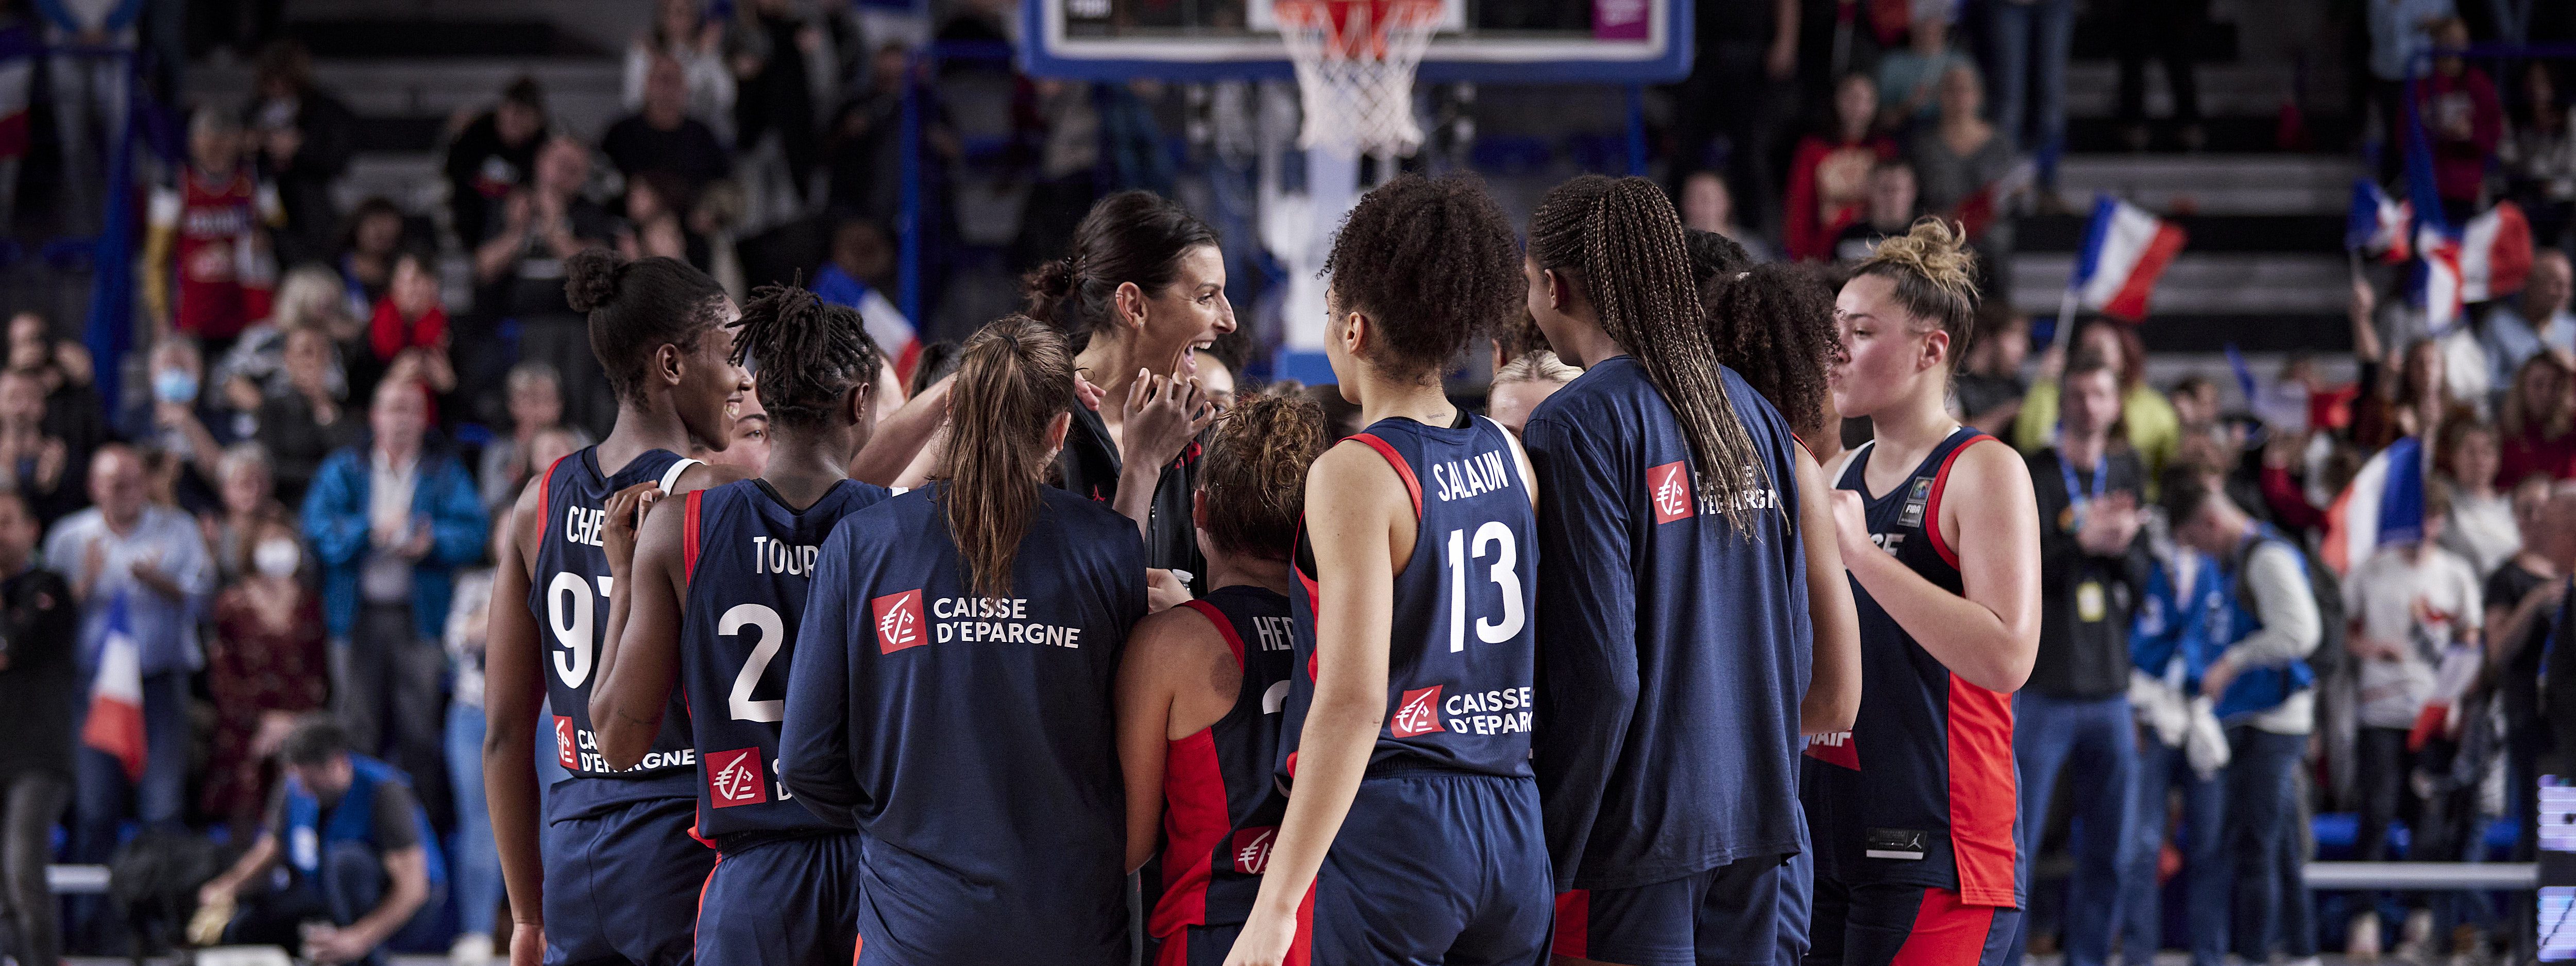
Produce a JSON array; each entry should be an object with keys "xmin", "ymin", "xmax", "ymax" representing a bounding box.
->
[
  {"xmin": 542, "ymin": 796, "xmax": 716, "ymax": 966},
  {"xmin": 1804, "ymin": 877, "xmax": 2019, "ymax": 966},
  {"xmin": 694, "ymin": 834, "xmax": 866, "ymax": 966},
  {"xmin": 1157, "ymin": 923, "xmax": 1244, "ymax": 966},
  {"xmin": 851, "ymin": 835, "xmax": 1128, "ymax": 966},
  {"xmin": 1298, "ymin": 772, "xmax": 1552, "ymax": 966},
  {"xmin": 1552, "ymin": 853, "xmax": 1791, "ymax": 966},
  {"xmin": 1778, "ymin": 846, "xmax": 1814, "ymax": 966}
]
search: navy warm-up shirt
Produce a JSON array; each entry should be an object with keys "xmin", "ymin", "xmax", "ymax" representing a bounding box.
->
[
  {"xmin": 1522, "ymin": 357, "xmax": 1812, "ymax": 892},
  {"xmin": 777, "ymin": 484, "xmax": 1146, "ymax": 964}
]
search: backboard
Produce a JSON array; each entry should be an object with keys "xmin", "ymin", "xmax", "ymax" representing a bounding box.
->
[{"xmin": 1020, "ymin": 0, "xmax": 1692, "ymax": 83}]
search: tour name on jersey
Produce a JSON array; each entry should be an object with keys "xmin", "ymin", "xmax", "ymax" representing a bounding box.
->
[
  {"xmin": 553, "ymin": 715, "xmax": 697, "ymax": 774},
  {"xmin": 1430, "ymin": 448, "xmax": 1515, "ymax": 502},
  {"xmin": 749, "ymin": 536, "xmax": 822, "ymax": 575},
  {"xmin": 872, "ymin": 589, "xmax": 1087, "ymax": 653}
]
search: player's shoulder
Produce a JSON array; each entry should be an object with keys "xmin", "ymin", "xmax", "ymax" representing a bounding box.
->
[
  {"xmin": 1945, "ymin": 435, "xmax": 2037, "ymax": 503},
  {"xmin": 1128, "ymin": 600, "xmax": 1229, "ymax": 664}
]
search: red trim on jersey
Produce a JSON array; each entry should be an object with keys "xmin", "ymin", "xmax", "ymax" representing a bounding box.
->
[
  {"xmin": 852, "ymin": 930, "xmax": 863, "ymax": 965},
  {"xmin": 1922, "ymin": 434, "xmax": 1992, "ymax": 570},
  {"xmin": 1346, "ymin": 433, "xmax": 1422, "ymax": 518},
  {"xmin": 1181, "ymin": 599, "xmax": 1248, "ymax": 668},
  {"xmin": 536, "ymin": 454, "xmax": 571, "ymax": 539},
  {"xmin": 1149, "ymin": 728, "xmax": 1229, "ymax": 939},
  {"xmin": 1551, "ymin": 890, "xmax": 1592, "ymax": 958},
  {"xmin": 686, "ymin": 820, "xmax": 716, "ymax": 850},
  {"xmin": 1890, "ymin": 888, "xmax": 2001, "ymax": 965},
  {"xmin": 1944, "ymin": 676, "xmax": 2020, "ymax": 907},
  {"xmin": 683, "ymin": 490, "xmax": 705, "ymax": 585}
]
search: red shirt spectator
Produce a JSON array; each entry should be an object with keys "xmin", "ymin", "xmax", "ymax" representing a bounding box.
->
[
  {"xmin": 1787, "ymin": 73, "xmax": 1896, "ymax": 262},
  {"xmin": 2418, "ymin": 39, "xmax": 2502, "ymax": 207}
]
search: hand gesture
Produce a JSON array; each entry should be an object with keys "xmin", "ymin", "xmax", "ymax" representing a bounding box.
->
[
  {"xmin": 1828, "ymin": 489, "xmax": 1872, "ymax": 561},
  {"xmin": 1146, "ymin": 568, "xmax": 1192, "ymax": 613},
  {"xmin": 1117, "ymin": 368, "xmax": 1216, "ymax": 475},
  {"xmin": 303, "ymin": 924, "xmax": 373, "ymax": 965},
  {"xmin": 80, "ymin": 537, "xmax": 106, "ymax": 588},
  {"xmin": 30, "ymin": 437, "xmax": 61, "ymax": 492},
  {"xmin": 401, "ymin": 515, "xmax": 435, "ymax": 561},
  {"xmin": 1074, "ymin": 371, "xmax": 1106, "ymax": 413},
  {"xmin": 2199, "ymin": 653, "xmax": 2241, "ymax": 698},
  {"xmin": 601, "ymin": 482, "xmax": 663, "ymax": 578},
  {"xmin": 2076, "ymin": 492, "xmax": 2141, "ymax": 554}
]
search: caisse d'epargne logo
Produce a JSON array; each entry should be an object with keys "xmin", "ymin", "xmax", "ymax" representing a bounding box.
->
[
  {"xmin": 1389, "ymin": 686, "xmax": 1446, "ymax": 738},
  {"xmin": 705, "ymin": 748, "xmax": 769, "ymax": 808},
  {"xmin": 873, "ymin": 589, "xmax": 926, "ymax": 654}
]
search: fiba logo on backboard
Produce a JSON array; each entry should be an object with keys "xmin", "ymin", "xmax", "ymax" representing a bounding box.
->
[
  {"xmin": 552, "ymin": 716, "xmax": 577, "ymax": 769},
  {"xmin": 1389, "ymin": 686, "xmax": 1446, "ymax": 738},
  {"xmin": 873, "ymin": 589, "xmax": 926, "ymax": 654},
  {"xmin": 1647, "ymin": 461, "xmax": 1695, "ymax": 524},
  {"xmin": 1230, "ymin": 827, "xmax": 1277, "ymax": 874},
  {"xmin": 705, "ymin": 748, "xmax": 769, "ymax": 808}
]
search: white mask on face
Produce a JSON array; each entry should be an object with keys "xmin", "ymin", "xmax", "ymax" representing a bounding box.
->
[{"xmin": 253, "ymin": 538, "xmax": 301, "ymax": 579}]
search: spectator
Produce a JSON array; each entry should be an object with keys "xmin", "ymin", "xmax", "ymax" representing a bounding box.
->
[
  {"xmin": 474, "ymin": 362, "xmax": 592, "ymax": 514},
  {"xmin": 0, "ymin": 488, "xmax": 72, "ymax": 966},
  {"xmin": 128, "ymin": 338, "xmax": 232, "ymax": 497},
  {"xmin": 2365, "ymin": 0, "xmax": 2456, "ymax": 182},
  {"xmin": 2342, "ymin": 479, "xmax": 2482, "ymax": 960},
  {"xmin": 214, "ymin": 266, "xmax": 351, "ymax": 417},
  {"xmin": 2161, "ymin": 469, "xmax": 2323, "ymax": 966},
  {"xmin": 2480, "ymin": 474, "xmax": 2558, "ymax": 908},
  {"xmin": 1873, "ymin": 12, "xmax": 1969, "ymax": 128},
  {"xmin": 2351, "ymin": 334, "xmax": 2455, "ymax": 453},
  {"xmin": 1486, "ymin": 350, "xmax": 1581, "ymax": 437},
  {"xmin": 202, "ymin": 443, "xmax": 284, "ymax": 584},
  {"xmin": 335, "ymin": 197, "xmax": 408, "ymax": 317},
  {"xmin": 197, "ymin": 716, "xmax": 444, "ymax": 966},
  {"xmin": 813, "ymin": 216, "xmax": 915, "ymax": 368},
  {"xmin": 2111, "ymin": 0, "xmax": 2206, "ymax": 151},
  {"xmin": 2169, "ymin": 375, "xmax": 2227, "ymax": 454},
  {"xmin": 2481, "ymin": 249, "xmax": 2574, "ymax": 391},
  {"xmin": 2496, "ymin": 351, "xmax": 2575, "ymax": 485},
  {"xmin": 1910, "ymin": 63, "xmax": 2017, "ymax": 250},
  {"xmin": 41, "ymin": 0, "xmax": 140, "ymax": 231},
  {"xmin": 1984, "ymin": 0, "xmax": 2074, "ymax": 192},
  {"xmin": 2417, "ymin": 18, "xmax": 2501, "ymax": 224},
  {"xmin": 472, "ymin": 135, "xmax": 615, "ymax": 438},
  {"xmin": 257, "ymin": 327, "xmax": 360, "ymax": 520},
  {"xmin": 602, "ymin": 53, "xmax": 731, "ymax": 201},
  {"xmin": 2500, "ymin": 61, "xmax": 2574, "ymax": 249},
  {"xmin": 44, "ymin": 444, "xmax": 215, "ymax": 867},
  {"xmin": 441, "ymin": 562, "xmax": 501, "ymax": 966},
  {"xmin": 2121, "ymin": 539, "xmax": 2231, "ymax": 966},
  {"xmin": 442, "ymin": 77, "xmax": 548, "ymax": 249},
  {"xmin": 0, "ymin": 370, "xmax": 81, "ymax": 530},
  {"xmin": 299, "ymin": 380, "xmax": 487, "ymax": 809},
  {"xmin": 366, "ymin": 250, "xmax": 457, "ymax": 409},
  {"xmin": 623, "ymin": 0, "xmax": 734, "ymax": 143},
  {"xmin": 1784, "ymin": 72, "xmax": 1895, "ymax": 261},
  {"xmin": 1831, "ymin": 158, "xmax": 1917, "ymax": 261},
  {"xmin": 2439, "ymin": 416, "xmax": 2519, "ymax": 576},
  {"xmin": 1956, "ymin": 307, "xmax": 2029, "ymax": 435},
  {"xmin": 145, "ymin": 109, "xmax": 280, "ymax": 354},
  {"xmin": 201, "ymin": 515, "xmax": 326, "ymax": 837},
  {"xmin": 1665, "ymin": 0, "xmax": 1796, "ymax": 235},
  {"xmin": 1678, "ymin": 169, "xmax": 1773, "ymax": 263},
  {"xmin": 729, "ymin": 0, "xmax": 829, "ymax": 210},
  {"xmin": 7, "ymin": 313, "xmax": 107, "ymax": 459},
  {"xmin": 243, "ymin": 39, "xmax": 357, "ymax": 264},
  {"xmin": 614, "ymin": 170, "xmax": 708, "ymax": 270},
  {"xmin": 2010, "ymin": 351, "xmax": 2146, "ymax": 966},
  {"xmin": 2015, "ymin": 319, "xmax": 2184, "ymax": 488}
]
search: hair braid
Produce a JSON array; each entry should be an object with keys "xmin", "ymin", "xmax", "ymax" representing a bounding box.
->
[
  {"xmin": 1531, "ymin": 175, "xmax": 1770, "ymax": 535},
  {"xmin": 729, "ymin": 283, "xmax": 884, "ymax": 430}
]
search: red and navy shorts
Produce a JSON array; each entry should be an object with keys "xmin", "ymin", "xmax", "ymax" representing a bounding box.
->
[
  {"xmin": 1804, "ymin": 879, "xmax": 2019, "ymax": 966},
  {"xmin": 1551, "ymin": 853, "xmax": 1793, "ymax": 966}
]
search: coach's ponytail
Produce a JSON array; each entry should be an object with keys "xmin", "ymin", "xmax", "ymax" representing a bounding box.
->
[
  {"xmin": 1528, "ymin": 175, "xmax": 1768, "ymax": 535},
  {"xmin": 941, "ymin": 315, "xmax": 1076, "ymax": 600}
]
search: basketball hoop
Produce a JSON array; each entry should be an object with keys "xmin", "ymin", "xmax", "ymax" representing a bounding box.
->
[{"xmin": 1275, "ymin": 0, "xmax": 1443, "ymax": 157}]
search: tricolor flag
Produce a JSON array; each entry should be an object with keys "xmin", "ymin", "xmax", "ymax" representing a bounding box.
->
[
  {"xmin": 1952, "ymin": 158, "xmax": 2037, "ymax": 243},
  {"xmin": 2346, "ymin": 179, "xmax": 2411, "ymax": 264},
  {"xmin": 2072, "ymin": 195, "xmax": 2188, "ymax": 323},
  {"xmin": 2320, "ymin": 436, "xmax": 2427, "ymax": 576},
  {"xmin": 2414, "ymin": 201, "xmax": 2535, "ymax": 331},
  {"xmin": 80, "ymin": 592, "xmax": 146, "ymax": 782},
  {"xmin": 814, "ymin": 264, "xmax": 923, "ymax": 384}
]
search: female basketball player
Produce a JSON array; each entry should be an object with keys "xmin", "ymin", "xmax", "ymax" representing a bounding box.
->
[
  {"xmin": 586, "ymin": 285, "xmax": 888, "ymax": 966},
  {"xmin": 1807, "ymin": 219, "xmax": 2041, "ymax": 966},
  {"xmin": 1519, "ymin": 177, "xmax": 1858, "ymax": 966},
  {"xmin": 1224, "ymin": 174, "xmax": 1546, "ymax": 966},
  {"xmin": 778, "ymin": 315, "xmax": 1144, "ymax": 965},
  {"xmin": 1024, "ymin": 190, "xmax": 1229, "ymax": 580},
  {"xmin": 1117, "ymin": 389, "xmax": 1327, "ymax": 966},
  {"xmin": 483, "ymin": 251, "xmax": 749, "ymax": 966}
]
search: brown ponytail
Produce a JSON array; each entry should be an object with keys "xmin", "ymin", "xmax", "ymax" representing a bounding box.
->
[
  {"xmin": 1199, "ymin": 388, "xmax": 1327, "ymax": 561},
  {"xmin": 1528, "ymin": 175, "xmax": 1769, "ymax": 535},
  {"xmin": 940, "ymin": 315, "xmax": 1077, "ymax": 600}
]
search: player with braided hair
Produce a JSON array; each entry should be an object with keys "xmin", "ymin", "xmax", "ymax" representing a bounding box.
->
[
  {"xmin": 1518, "ymin": 175, "xmax": 1859, "ymax": 966},
  {"xmin": 586, "ymin": 282, "xmax": 892, "ymax": 966},
  {"xmin": 1806, "ymin": 218, "xmax": 2040, "ymax": 966}
]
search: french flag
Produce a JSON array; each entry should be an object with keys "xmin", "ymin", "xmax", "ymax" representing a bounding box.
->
[
  {"xmin": 2320, "ymin": 436, "xmax": 2427, "ymax": 576},
  {"xmin": 2414, "ymin": 201, "xmax": 2534, "ymax": 331},
  {"xmin": 80, "ymin": 592, "xmax": 146, "ymax": 781},
  {"xmin": 2346, "ymin": 179, "xmax": 2411, "ymax": 264},
  {"xmin": 2072, "ymin": 195, "xmax": 2188, "ymax": 323}
]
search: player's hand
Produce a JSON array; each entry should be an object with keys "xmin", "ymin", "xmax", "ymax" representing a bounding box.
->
[
  {"xmin": 1073, "ymin": 371, "xmax": 1106, "ymax": 412},
  {"xmin": 509, "ymin": 923, "xmax": 546, "ymax": 966},
  {"xmin": 601, "ymin": 482, "xmax": 663, "ymax": 578},
  {"xmin": 1827, "ymin": 489, "xmax": 1871, "ymax": 562},
  {"xmin": 1146, "ymin": 568, "xmax": 1192, "ymax": 613},
  {"xmin": 1220, "ymin": 908, "xmax": 1295, "ymax": 966},
  {"xmin": 1119, "ymin": 368, "xmax": 1216, "ymax": 474}
]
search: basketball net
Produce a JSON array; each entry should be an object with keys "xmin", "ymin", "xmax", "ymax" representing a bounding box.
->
[{"xmin": 1275, "ymin": 0, "xmax": 1442, "ymax": 157}]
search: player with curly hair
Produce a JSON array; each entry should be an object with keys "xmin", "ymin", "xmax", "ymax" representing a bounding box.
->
[
  {"xmin": 1223, "ymin": 173, "xmax": 1548, "ymax": 966},
  {"xmin": 1685, "ymin": 231, "xmax": 1844, "ymax": 449},
  {"xmin": 1807, "ymin": 218, "xmax": 2041, "ymax": 966},
  {"xmin": 1515, "ymin": 175, "xmax": 1859, "ymax": 966}
]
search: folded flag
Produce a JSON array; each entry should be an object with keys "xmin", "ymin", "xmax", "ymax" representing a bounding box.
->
[{"xmin": 2073, "ymin": 195, "xmax": 2188, "ymax": 322}]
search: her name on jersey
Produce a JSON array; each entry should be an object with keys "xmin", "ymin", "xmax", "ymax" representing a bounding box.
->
[
  {"xmin": 563, "ymin": 505, "xmax": 609, "ymax": 547},
  {"xmin": 1430, "ymin": 450, "xmax": 1514, "ymax": 502},
  {"xmin": 750, "ymin": 536, "xmax": 822, "ymax": 575},
  {"xmin": 929, "ymin": 596, "xmax": 1083, "ymax": 648}
]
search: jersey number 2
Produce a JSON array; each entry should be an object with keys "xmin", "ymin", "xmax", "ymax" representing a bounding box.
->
[
  {"xmin": 721, "ymin": 603, "xmax": 789, "ymax": 722},
  {"xmin": 1445, "ymin": 522, "xmax": 1525, "ymax": 652}
]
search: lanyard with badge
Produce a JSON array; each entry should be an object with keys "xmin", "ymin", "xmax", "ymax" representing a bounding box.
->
[{"xmin": 2060, "ymin": 444, "xmax": 2112, "ymax": 624}]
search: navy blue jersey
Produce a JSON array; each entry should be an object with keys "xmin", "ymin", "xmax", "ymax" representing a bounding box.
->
[
  {"xmin": 529, "ymin": 447, "xmax": 703, "ymax": 814},
  {"xmin": 1522, "ymin": 357, "xmax": 1812, "ymax": 892},
  {"xmin": 1805, "ymin": 427, "xmax": 2021, "ymax": 908},
  {"xmin": 777, "ymin": 484, "xmax": 1145, "ymax": 964},
  {"xmin": 1280, "ymin": 413, "xmax": 1540, "ymax": 783},
  {"xmin": 1149, "ymin": 586, "xmax": 1296, "ymax": 938},
  {"xmin": 677, "ymin": 478, "xmax": 892, "ymax": 843}
]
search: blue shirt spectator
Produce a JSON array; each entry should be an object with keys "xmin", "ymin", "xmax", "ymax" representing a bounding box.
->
[
  {"xmin": 299, "ymin": 381, "xmax": 487, "ymax": 642},
  {"xmin": 2484, "ymin": 250, "xmax": 2576, "ymax": 391},
  {"xmin": 43, "ymin": 444, "xmax": 214, "ymax": 674}
]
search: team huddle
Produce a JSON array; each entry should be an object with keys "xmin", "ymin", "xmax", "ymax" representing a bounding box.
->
[{"xmin": 478, "ymin": 171, "xmax": 2046, "ymax": 966}]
